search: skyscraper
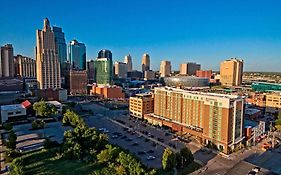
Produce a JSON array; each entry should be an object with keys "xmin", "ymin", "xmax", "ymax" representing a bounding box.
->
[
  {"xmin": 14, "ymin": 55, "xmax": 36, "ymax": 78},
  {"xmin": 124, "ymin": 54, "xmax": 132, "ymax": 72},
  {"xmin": 95, "ymin": 58, "xmax": 113, "ymax": 85},
  {"xmin": 160, "ymin": 60, "xmax": 171, "ymax": 77},
  {"xmin": 220, "ymin": 58, "xmax": 243, "ymax": 86},
  {"xmin": 95, "ymin": 49, "xmax": 113, "ymax": 85},
  {"xmin": 179, "ymin": 62, "xmax": 201, "ymax": 75},
  {"xmin": 141, "ymin": 53, "xmax": 150, "ymax": 72},
  {"xmin": 53, "ymin": 26, "xmax": 67, "ymax": 74},
  {"xmin": 0, "ymin": 44, "xmax": 14, "ymax": 77},
  {"xmin": 68, "ymin": 39, "xmax": 86, "ymax": 70},
  {"xmin": 114, "ymin": 61, "xmax": 128, "ymax": 78},
  {"xmin": 86, "ymin": 60, "xmax": 95, "ymax": 83},
  {"xmin": 98, "ymin": 49, "xmax": 112, "ymax": 60},
  {"xmin": 36, "ymin": 18, "xmax": 61, "ymax": 89}
]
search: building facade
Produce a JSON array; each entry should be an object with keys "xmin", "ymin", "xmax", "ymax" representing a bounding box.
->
[
  {"xmin": 0, "ymin": 44, "xmax": 14, "ymax": 77},
  {"xmin": 145, "ymin": 87, "xmax": 245, "ymax": 154},
  {"xmin": 129, "ymin": 93, "xmax": 154, "ymax": 119},
  {"xmin": 124, "ymin": 54, "xmax": 132, "ymax": 72},
  {"xmin": 180, "ymin": 62, "xmax": 201, "ymax": 76},
  {"xmin": 141, "ymin": 53, "xmax": 150, "ymax": 72},
  {"xmin": 36, "ymin": 18, "xmax": 61, "ymax": 89},
  {"xmin": 68, "ymin": 39, "xmax": 86, "ymax": 70},
  {"xmin": 144, "ymin": 70, "xmax": 155, "ymax": 80},
  {"xmin": 196, "ymin": 70, "xmax": 212, "ymax": 79},
  {"xmin": 65, "ymin": 70, "xmax": 87, "ymax": 95},
  {"xmin": 86, "ymin": 60, "xmax": 95, "ymax": 83},
  {"xmin": 95, "ymin": 58, "xmax": 113, "ymax": 85},
  {"xmin": 114, "ymin": 61, "xmax": 128, "ymax": 78},
  {"xmin": 53, "ymin": 26, "xmax": 67, "ymax": 73},
  {"xmin": 14, "ymin": 55, "xmax": 36, "ymax": 78},
  {"xmin": 1, "ymin": 103, "xmax": 27, "ymax": 124},
  {"xmin": 251, "ymin": 82, "xmax": 281, "ymax": 92},
  {"xmin": 265, "ymin": 92, "xmax": 281, "ymax": 115},
  {"xmin": 90, "ymin": 85, "xmax": 125, "ymax": 99},
  {"xmin": 160, "ymin": 60, "xmax": 171, "ymax": 77},
  {"xmin": 220, "ymin": 58, "xmax": 243, "ymax": 86}
]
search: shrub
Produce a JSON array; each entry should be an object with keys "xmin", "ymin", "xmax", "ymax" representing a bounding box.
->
[
  {"xmin": 3, "ymin": 123, "xmax": 13, "ymax": 131},
  {"xmin": 9, "ymin": 157, "xmax": 25, "ymax": 175},
  {"xmin": 31, "ymin": 119, "xmax": 45, "ymax": 129}
]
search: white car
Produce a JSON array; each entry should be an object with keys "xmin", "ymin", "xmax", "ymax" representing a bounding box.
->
[{"xmin": 146, "ymin": 155, "xmax": 156, "ymax": 160}]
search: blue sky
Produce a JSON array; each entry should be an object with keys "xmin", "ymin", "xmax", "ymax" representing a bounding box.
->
[{"xmin": 0, "ymin": 0, "xmax": 281, "ymax": 72}]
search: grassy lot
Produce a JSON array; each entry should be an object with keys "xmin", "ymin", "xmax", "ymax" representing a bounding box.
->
[{"xmin": 21, "ymin": 149, "xmax": 102, "ymax": 175}]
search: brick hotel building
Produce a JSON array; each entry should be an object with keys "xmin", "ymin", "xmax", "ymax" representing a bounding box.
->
[{"xmin": 144, "ymin": 87, "xmax": 245, "ymax": 154}]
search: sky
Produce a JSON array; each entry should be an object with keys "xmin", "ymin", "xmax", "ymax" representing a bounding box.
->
[{"xmin": 0, "ymin": 0, "xmax": 281, "ymax": 72}]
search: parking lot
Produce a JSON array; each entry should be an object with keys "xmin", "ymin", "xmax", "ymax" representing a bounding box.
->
[
  {"xmin": 2, "ymin": 121, "xmax": 72, "ymax": 153},
  {"xmin": 85, "ymin": 115, "xmax": 165, "ymax": 168}
]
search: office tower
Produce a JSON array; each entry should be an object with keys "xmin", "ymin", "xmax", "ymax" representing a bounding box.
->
[
  {"xmin": 68, "ymin": 39, "xmax": 86, "ymax": 70},
  {"xmin": 65, "ymin": 70, "xmax": 87, "ymax": 95},
  {"xmin": 95, "ymin": 58, "xmax": 113, "ymax": 85},
  {"xmin": 14, "ymin": 55, "xmax": 36, "ymax": 78},
  {"xmin": 220, "ymin": 58, "xmax": 243, "ymax": 86},
  {"xmin": 160, "ymin": 60, "xmax": 171, "ymax": 77},
  {"xmin": 124, "ymin": 54, "xmax": 132, "ymax": 72},
  {"xmin": 180, "ymin": 62, "xmax": 201, "ymax": 75},
  {"xmin": 144, "ymin": 70, "xmax": 155, "ymax": 80},
  {"xmin": 142, "ymin": 53, "xmax": 150, "ymax": 72},
  {"xmin": 98, "ymin": 49, "xmax": 112, "ymax": 60},
  {"xmin": 0, "ymin": 44, "xmax": 14, "ymax": 77},
  {"xmin": 196, "ymin": 70, "xmax": 212, "ymax": 79},
  {"xmin": 36, "ymin": 18, "xmax": 61, "ymax": 89},
  {"xmin": 145, "ymin": 87, "xmax": 244, "ymax": 154},
  {"xmin": 53, "ymin": 26, "xmax": 67, "ymax": 74},
  {"xmin": 114, "ymin": 61, "xmax": 128, "ymax": 78},
  {"xmin": 129, "ymin": 93, "xmax": 154, "ymax": 119},
  {"xmin": 86, "ymin": 60, "xmax": 95, "ymax": 83}
]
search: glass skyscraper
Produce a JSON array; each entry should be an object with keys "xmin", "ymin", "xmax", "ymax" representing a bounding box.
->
[
  {"xmin": 68, "ymin": 40, "xmax": 86, "ymax": 70},
  {"xmin": 97, "ymin": 49, "xmax": 112, "ymax": 60},
  {"xmin": 53, "ymin": 26, "xmax": 67, "ymax": 73},
  {"xmin": 94, "ymin": 58, "xmax": 113, "ymax": 85}
]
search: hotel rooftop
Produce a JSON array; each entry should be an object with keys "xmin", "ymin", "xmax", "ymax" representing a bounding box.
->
[{"xmin": 155, "ymin": 86, "xmax": 244, "ymax": 100}]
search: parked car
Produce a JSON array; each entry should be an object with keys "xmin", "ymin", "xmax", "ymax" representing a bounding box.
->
[{"xmin": 146, "ymin": 155, "xmax": 156, "ymax": 160}]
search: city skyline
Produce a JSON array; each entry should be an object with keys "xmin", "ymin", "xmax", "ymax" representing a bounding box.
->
[{"xmin": 0, "ymin": 0, "xmax": 281, "ymax": 72}]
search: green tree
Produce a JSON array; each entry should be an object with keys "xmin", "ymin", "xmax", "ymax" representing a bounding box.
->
[
  {"xmin": 176, "ymin": 147, "xmax": 194, "ymax": 168},
  {"xmin": 31, "ymin": 119, "xmax": 45, "ymax": 129},
  {"xmin": 62, "ymin": 110, "xmax": 85, "ymax": 127},
  {"xmin": 10, "ymin": 158, "xmax": 25, "ymax": 175},
  {"xmin": 6, "ymin": 130, "xmax": 17, "ymax": 150},
  {"xmin": 162, "ymin": 148, "xmax": 176, "ymax": 171},
  {"xmin": 3, "ymin": 123, "xmax": 13, "ymax": 131},
  {"xmin": 33, "ymin": 101, "xmax": 57, "ymax": 117},
  {"xmin": 115, "ymin": 165, "xmax": 126, "ymax": 175},
  {"xmin": 62, "ymin": 125, "xmax": 108, "ymax": 160},
  {"xmin": 117, "ymin": 151, "xmax": 144, "ymax": 175},
  {"xmin": 97, "ymin": 144, "xmax": 120, "ymax": 163}
]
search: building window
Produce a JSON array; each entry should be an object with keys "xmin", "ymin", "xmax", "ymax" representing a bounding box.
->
[
  {"xmin": 8, "ymin": 112, "xmax": 13, "ymax": 115},
  {"xmin": 16, "ymin": 111, "xmax": 21, "ymax": 114}
]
